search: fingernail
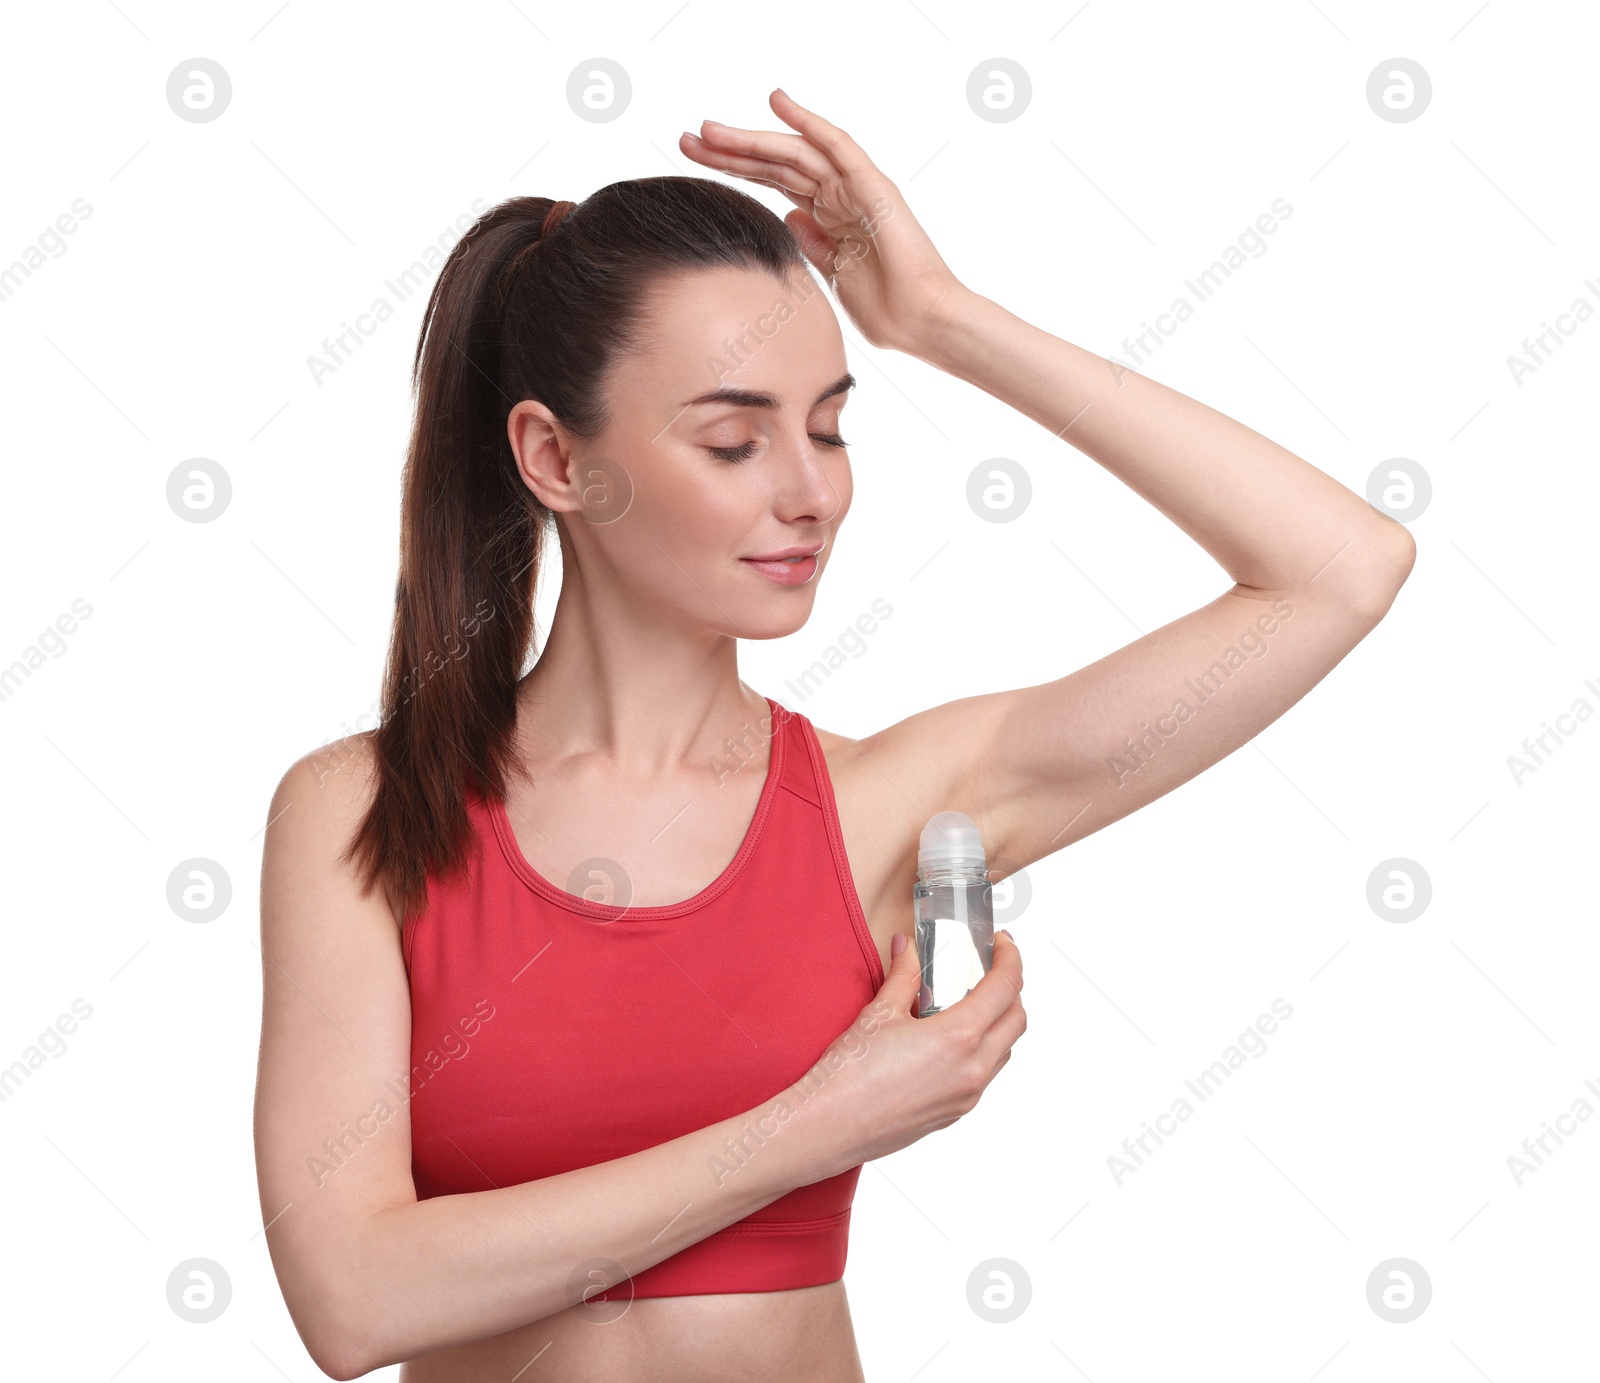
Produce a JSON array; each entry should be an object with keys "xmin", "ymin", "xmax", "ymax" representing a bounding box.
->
[
  {"xmin": 999, "ymin": 929, "xmax": 1013, "ymax": 941},
  {"xmin": 891, "ymin": 933, "xmax": 906, "ymax": 958}
]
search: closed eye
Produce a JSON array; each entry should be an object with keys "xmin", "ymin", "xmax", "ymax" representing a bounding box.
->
[{"xmin": 709, "ymin": 433, "xmax": 850, "ymax": 464}]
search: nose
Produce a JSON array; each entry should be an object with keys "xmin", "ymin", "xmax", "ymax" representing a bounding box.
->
[{"xmin": 772, "ymin": 432, "xmax": 847, "ymax": 528}]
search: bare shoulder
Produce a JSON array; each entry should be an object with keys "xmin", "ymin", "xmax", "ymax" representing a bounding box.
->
[{"xmin": 264, "ymin": 729, "xmax": 403, "ymax": 937}]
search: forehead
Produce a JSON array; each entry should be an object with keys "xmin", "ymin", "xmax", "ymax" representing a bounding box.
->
[{"xmin": 632, "ymin": 264, "xmax": 845, "ymax": 399}]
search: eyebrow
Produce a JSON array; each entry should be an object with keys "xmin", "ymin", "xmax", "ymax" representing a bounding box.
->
[{"xmin": 680, "ymin": 372, "xmax": 856, "ymax": 411}]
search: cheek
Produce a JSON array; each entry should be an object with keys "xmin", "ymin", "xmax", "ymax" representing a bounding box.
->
[{"xmin": 634, "ymin": 456, "xmax": 756, "ymax": 553}]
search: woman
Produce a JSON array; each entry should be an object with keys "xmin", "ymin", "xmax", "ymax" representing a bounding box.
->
[{"xmin": 253, "ymin": 90, "xmax": 1414, "ymax": 1381}]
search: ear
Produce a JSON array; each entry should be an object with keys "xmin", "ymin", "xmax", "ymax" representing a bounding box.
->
[{"xmin": 507, "ymin": 400, "xmax": 580, "ymax": 511}]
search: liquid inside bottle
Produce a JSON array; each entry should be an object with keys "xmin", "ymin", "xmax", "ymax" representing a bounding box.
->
[{"xmin": 913, "ymin": 811, "xmax": 995, "ymax": 1016}]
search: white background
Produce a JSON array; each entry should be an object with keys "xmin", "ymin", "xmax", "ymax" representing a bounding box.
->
[{"xmin": 1, "ymin": 0, "xmax": 1595, "ymax": 1379}]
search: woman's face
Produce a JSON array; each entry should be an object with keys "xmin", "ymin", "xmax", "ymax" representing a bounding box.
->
[{"xmin": 513, "ymin": 264, "xmax": 855, "ymax": 642}]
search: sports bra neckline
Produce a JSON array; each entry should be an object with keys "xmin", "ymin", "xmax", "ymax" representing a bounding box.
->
[{"xmin": 486, "ymin": 694, "xmax": 789, "ymax": 921}]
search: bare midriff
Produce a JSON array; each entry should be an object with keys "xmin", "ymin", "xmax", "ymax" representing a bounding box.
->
[{"xmin": 397, "ymin": 1280, "xmax": 866, "ymax": 1382}]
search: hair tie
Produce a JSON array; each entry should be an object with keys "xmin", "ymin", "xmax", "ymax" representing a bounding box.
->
[{"xmin": 542, "ymin": 199, "xmax": 577, "ymax": 239}]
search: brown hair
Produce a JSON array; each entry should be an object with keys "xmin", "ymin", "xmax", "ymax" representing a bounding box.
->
[{"xmin": 343, "ymin": 176, "xmax": 809, "ymax": 925}]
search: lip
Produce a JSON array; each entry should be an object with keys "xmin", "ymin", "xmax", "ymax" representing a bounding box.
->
[
  {"xmin": 739, "ymin": 544, "xmax": 823, "ymax": 587},
  {"xmin": 743, "ymin": 543, "xmax": 825, "ymax": 562}
]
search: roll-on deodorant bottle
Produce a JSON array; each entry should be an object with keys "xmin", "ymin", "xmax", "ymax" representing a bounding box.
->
[{"xmin": 913, "ymin": 810, "xmax": 995, "ymax": 1016}]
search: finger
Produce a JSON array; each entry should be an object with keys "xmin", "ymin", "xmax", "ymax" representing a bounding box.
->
[
  {"xmin": 768, "ymin": 88, "xmax": 878, "ymax": 180},
  {"xmin": 681, "ymin": 154, "xmax": 816, "ymax": 219},
  {"xmin": 999, "ymin": 930, "xmax": 1022, "ymax": 989},
  {"xmin": 783, "ymin": 209, "xmax": 836, "ymax": 280},
  {"xmin": 771, "ymin": 184, "xmax": 816, "ymax": 219},
  {"xmin": 681, "ymin": 131, "xmax": 822, "ymax": 200},
  {"xmin": 879, "ymin": 928, "xmax": 921, "ymax": 1005},
  {"xmin": 694, "ymin": 118, "xmax": 835, "ymax": 186},
  {"xmin": 976, "ymin": 998, "xmax": 1027, "ymax": 1071},
  {"xmin": 956, "ymin": 935, "xmax": 1023, "ymax": 1021}
]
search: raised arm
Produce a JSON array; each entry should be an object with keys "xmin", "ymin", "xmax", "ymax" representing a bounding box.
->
[
  {"xmin": 884, "ymin": 287, "xmax": 1414, "ymax": 869},
  {"xmin": 682, "ymin": 91, "xmax": 1416, "ymax": 873},
  {"xmin": 253, "ymin": 738, "xmax": 1023, "ymax": 1378}
]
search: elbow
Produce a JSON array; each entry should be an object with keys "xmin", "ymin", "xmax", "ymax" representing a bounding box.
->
[
  {"xmin": 290, "ymin": 1279, "xmax": 385, "ymax": 1381},
  {"xmin": 1366, "ymin": 519, "xmax": 1417, "ymax": 617},
  {"xmin": 311, "ymin": 1353, "xmax": 362, "ymax": 1383},
  {"xmin": 304, "ymin": 1325, "xmax": 376, "ymax": 1382},
  {"xmin": 1336, "ymin": 517, "xmax": 1417, "ymax": 626},
  {"xmin": 299, "ymin": 1312, "xmax": 369, "ymax": 1376},
  {"xmin": 1380, "ymin": 517, "xmax": 1417, "ymax": 586}
]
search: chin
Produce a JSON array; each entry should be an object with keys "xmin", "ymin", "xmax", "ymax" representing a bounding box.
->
[{"xmin": 725, "ymin": 592, "xmax": 818, "ymax": 642}]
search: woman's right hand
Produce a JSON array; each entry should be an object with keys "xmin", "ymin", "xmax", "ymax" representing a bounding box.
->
[{"xmin": 798, "ymin": 929, "xmax": 1026, "ymax": 1174}]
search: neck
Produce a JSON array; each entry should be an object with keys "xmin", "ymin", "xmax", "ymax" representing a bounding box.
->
[{"xmin": 513, "ymin": 572, "xmax": 768, "ymax": 779}]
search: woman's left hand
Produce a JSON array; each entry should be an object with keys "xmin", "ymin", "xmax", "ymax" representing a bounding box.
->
[{"xmin": 680, "ymin": 89, "xmax": 967, "ymax": 357}]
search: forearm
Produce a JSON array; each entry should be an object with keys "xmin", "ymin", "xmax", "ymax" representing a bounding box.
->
[
  {"xmin": 921, "ymin": 289, "xmax": 1410, "ymax": 594},
  {"xmin": 338, "ymin": 1077, "xmax": 848, "ymax": 1374}
]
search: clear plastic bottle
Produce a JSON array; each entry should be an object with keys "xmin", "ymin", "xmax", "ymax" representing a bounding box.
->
[{"xmin": 913, "ymin": 810, "xmax": 995, "ymax": 1016}]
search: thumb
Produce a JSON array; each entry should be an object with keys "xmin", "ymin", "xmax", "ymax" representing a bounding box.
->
[
  {"xmin": 878, "ymin": 929, "xmax": 922, "ymax": 1011},
  {"xmin": 784, "ymin": 209, "xmax": 837, "ymax": 283}
]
